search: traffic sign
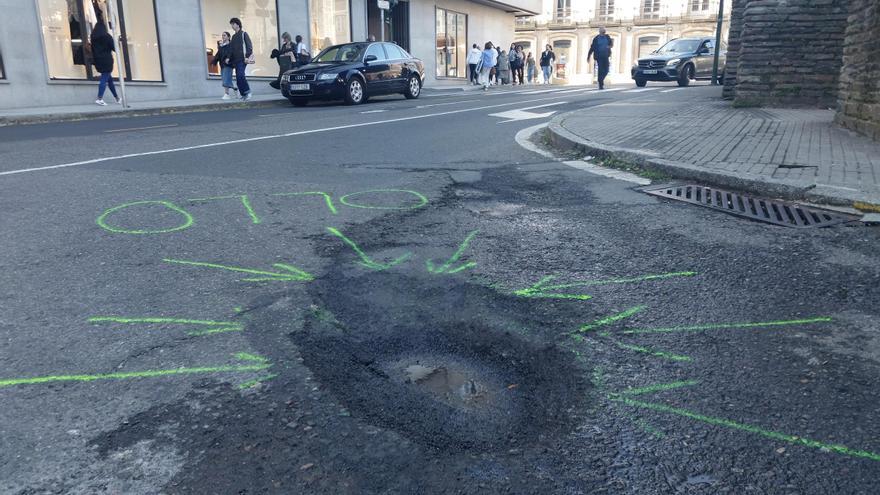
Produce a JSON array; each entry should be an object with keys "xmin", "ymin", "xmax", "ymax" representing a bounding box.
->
[{"xmin": 377, "ymin": 0, "xmax": 389, "ymax": 9}]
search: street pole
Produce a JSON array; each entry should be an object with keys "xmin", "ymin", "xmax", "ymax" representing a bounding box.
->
[
  {"xmin": 105, "ymin": 1, "xmax": 128, "ymax": 107},
  {"xmin": 380, "ymin": 9, "xmax": 385, "ymax": 41},
  {"xmin": 711, "ymin": 0, "xmax": 725, "ymax": 85}
]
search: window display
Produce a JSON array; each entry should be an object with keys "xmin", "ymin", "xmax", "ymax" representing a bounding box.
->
[
  {"xmin": 201, "ymin": 0, "xmax": 279, "ymax": 78},
  {"xmin": 435, "ymin": 8, "xmax": 466, "ymax": 78},
  {"xmin": 309, "ymin": 0, "xmax": 351, "ymax": 55}
]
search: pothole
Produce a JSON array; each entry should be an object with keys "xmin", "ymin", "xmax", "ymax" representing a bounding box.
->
[{"xmin": 390, "ymin": 357, "xmax": 504, "ymax": 412}]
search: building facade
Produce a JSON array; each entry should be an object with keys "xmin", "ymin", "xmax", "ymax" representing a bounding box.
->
[
  {"xmin": 0, "ymin": 0, "xmax": 538, "ymax": 110},
  {"xmin": 513, "ymin": 0, "xmax": 731, "ymax": 84}
]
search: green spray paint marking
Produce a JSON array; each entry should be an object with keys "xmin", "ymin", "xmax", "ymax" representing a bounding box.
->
[
  {"xmin": 189, "ymin": 195, "xmax": 262, "ymax": 224},
  {"xmin": 426, "ymin": 230, "xmax": 479, "ymax": 275},
  {"xmin": 89, "ymin": 316, "xmax": 243, "ymax": 337},
  {"xmin": 237, "ymin": 373, "xmax": 279, "ymax": 390},
  {"xmin": 0, "ymin": 363, "xmax": 271, "ymax": 388},
  {"xmin": 97, "ymin": 200, "xmax": 194, "ymax": 234},
  {"xmin": 621, "ymin": 316, "xmax": 833, "ymax": 335},
  {"xmin": 574, "ymin": 305, "xmax": 647, "ymax": 334},
  {"xmin": 616, "ymin": 397, "xmax": 880, "ymax": 462},
  {"xmin": 271, "ymin": 191, "xmax": 338, "ymax": 215},
  {"xmin": 613, "ymin": 340, "xmax": 692, "ymax": 362},
  {"xmin": 617, "ymin": 380, "xmax": 700, "ymax": 397},
  {"xmin": 339, "ymin": 189, "xmax": 428, "ymax": 210},
  {"xmin": 514, "ymin": 271, "xmax": 696, "ymax": 300},
  {"xmin": 235, "ymin": 352, "xmax": 269, "ymax": 363},
  {"xmin": 326, "ymin": 227, "xmax": 411, "ymax": 270},
  {"xmin": 163, "ymin": 258, "xmax": 314, "ymax": 282}
]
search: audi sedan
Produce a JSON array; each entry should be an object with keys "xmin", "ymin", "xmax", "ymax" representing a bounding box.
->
[
  {"xmin": 631, "ymin": 37, "xmax": 726, "ymax": 87},
  {"xmin": 281, "ymin": 42, "xmax": 425, "ymax": 106}
]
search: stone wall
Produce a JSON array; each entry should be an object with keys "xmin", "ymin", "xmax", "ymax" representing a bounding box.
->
[
  {"xmin": 733, "ymin": 0, "xmax": 849, "ymax": 107},
  {"xmin": 722, "ymin": 0, "xmax": 748, "ymax": 99},
  {"xmin": 835, "ymin": 0, "xmax": 880, "ymax": 139}
]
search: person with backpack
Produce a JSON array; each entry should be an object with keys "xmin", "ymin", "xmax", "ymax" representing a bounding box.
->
[
  {"xmin": 227, "ymin": 17, "xmax": 253, "ymax": 101},
  {"xmin": 587, "ymin": 27, "xmax": 614, "ymax": 90},
  {"xmin": 539, "ymin": 45, "xmax": 555, "ymax": 85},
  {"xmin": 294, "ymin": 35, "xmax": 311, "ymax": 66}
]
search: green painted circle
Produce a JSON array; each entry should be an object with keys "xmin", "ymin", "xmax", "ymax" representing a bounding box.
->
[
  {"xmin": 339, "ymin": 189, "xmax": 428, "ymax": 210},
  {"xmin": 96, "ymin": 200, "xmax": 194, "ymax": 234}
]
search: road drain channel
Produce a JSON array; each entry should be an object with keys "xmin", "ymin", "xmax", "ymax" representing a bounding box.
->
[{"xmin": 642, "ymin": 183, "xmax": 860, "ymax": 228}]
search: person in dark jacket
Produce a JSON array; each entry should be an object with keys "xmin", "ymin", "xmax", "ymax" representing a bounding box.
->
[
  {"xmin": 211, "ymin": 31, "xmax": 238, "ymax": 99},
  {"xmin": 587, "ymin": 27, "xmax": 614, "ymax": 89},
  {"xmin": 539, "ymin": 45, "xmax": 555, "ymax": 84},
  {"xmin": 269, "ymin": 32, "xmax": 295, "ymax": 90},
  {"xmin": 90, "ymin": 19, "xmax": 119, "ymax": 105},
  {"xmin": 227, "ymin": 17, "xmax": 253, "ymax": 101}
]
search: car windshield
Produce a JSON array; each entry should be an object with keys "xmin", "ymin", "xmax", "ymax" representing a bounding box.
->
[
  {"xmin": 655, "ymin": 39, "xmax": 701, "ymax": 55},
  {"xmin": 313, "ymin": 44, "xmax": 369, "ymax": 63}
]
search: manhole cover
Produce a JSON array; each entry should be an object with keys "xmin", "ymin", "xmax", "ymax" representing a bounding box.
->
[{"xmin": 642, "ymin": 184, "xmax": 859, "ymax": 228}]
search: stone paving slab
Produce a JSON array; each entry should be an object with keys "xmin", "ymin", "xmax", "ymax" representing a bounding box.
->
[{"xmin": 547, "ymin": 86, "xmax": 880, "ymax": 208}]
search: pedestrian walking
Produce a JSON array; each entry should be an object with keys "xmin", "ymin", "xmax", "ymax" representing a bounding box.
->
[
  {"xmin": 90, "ymin": 17, "xmax": 119, "ymax": 106},
  {"xmin": 467, "ymin": 43, "xmax": 482, "ymax": 85},
  {"xmin": 540, "ymin": 44, "xmax": 555, "ymax": 84},
  {"xmin": 514, "ymin": 46, "xmax": 525, "ymax": 85},
  {"xmin": 212, "ymin": 31, "xmax": 238, "ymax": 99},
  {"xmin": 588, "ymin": 27, "xmax": 613, "ymax": 90},
  {"xmin": 526, "ymin": 51, "xmax": 536, "ymax": 84},
  {"xmin": 478, "ymin": 42, "xmax": 497, "ymax": 90},
  {"xmin": 497, "ymin": 49, "xmax": 511, "ymax": 85},
  {"xmin": 269, "ymin": 32, "xmax": 295, "ymax": 90},
  {"xmin": 228, "ymin": 17, "xmax": 253, "ymax": 101},
  {"xmin": 294, "ymin": 35, "xmax": 311, "ymax": 66}
]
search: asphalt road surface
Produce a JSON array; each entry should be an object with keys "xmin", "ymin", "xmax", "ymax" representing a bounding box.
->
[{"xmin": 1, "ymin": 84, "xmax": 879, "ymax": 494}]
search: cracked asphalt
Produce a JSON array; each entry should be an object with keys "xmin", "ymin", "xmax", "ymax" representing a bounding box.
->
[{"xmin": 1, "ymin": 85, "xmax": 879, "ymax": 494}]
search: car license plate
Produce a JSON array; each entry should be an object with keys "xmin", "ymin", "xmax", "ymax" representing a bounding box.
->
[
  {"xmin": 642, "ymin": 69, "xmax": 658, "ymax": 74},
  {"xmin": 290, "ymin": 83, "xmax": 310, "ymax": 91}
]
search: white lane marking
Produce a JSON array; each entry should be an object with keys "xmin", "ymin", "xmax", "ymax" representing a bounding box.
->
[
  {"xmin": 660, "ymin": 88, "xmax": 684, "ymax": 93},
  {"xmin": 416, "ymin": 99, "xmax": 479, "ymax": 109},
  {"xmin": 622, "ymin": 87, "xmax": 660, "ymax": 93},
  {"xmin": 489, "ymin": 101, "xmax": 569, "ymax": 123},
  {"xmin": 104, "ymin": 124, "xmax": 179, "ymax": 133},
  {"xmin": 555, "ymin": 88, "xmax": 596, "ymax": 94},
  {"xmin": 520, "ymin": 102, "xmax": 569, "ymax": 111},
  {"xmin": 359, "ymin": 109, "xmax": 388, "ymax": 114},
  {"xmin": 520, "ymin": 89, "xmax": 562, "ymax": 95},
  {"xmin": 599, "ymin": 87, "xmax": 627, "ymax": 92},
  {"xmin": 0, "ymin": 94, "xmax": 587, "ymax": 176}
]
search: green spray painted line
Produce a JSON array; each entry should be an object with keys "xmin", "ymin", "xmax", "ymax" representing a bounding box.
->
[
  {"xmin": 238, "ymin": 373, "xmax": 279, "ymax": 390},
  {"xmin": 163, "ymin": 258, "xmax": 314, "ymax": 282},
  {"xmin": 187, "ymin": 326, "xmax": 242, "ymax": 336},
  {"xmin": 189, "ymin": 194, "xmax": 261, "ymax": 224},
  {"xmin": 513, "ymin": 271, "xmax": 696, "ymax": 300},
  {"xmin": 615, "ymin": 397, "xmax": 880, "ymax": 462},
  {"xmin": 617, "ymin": 380, "xmax": 700, "ymax": 397},
  {"xmin": 575, "ymin": 305, "xmax": 647, "ymax": 334},
  {"xmin": 339, "ymin": 189, "xmax": 428, "ymax": 210},
  {"xmin": 97, "ymin": 200, "xmax": 194, "ymax": 235},
  {"xmin": 89, "ymin": 316, "xmax": 236, "ymax": 327},
  {"xmin": 621, "ymin": 316, "xmax": 833, "ymax": 335},
  {"xmin": 235, "ymin": 352, "xmax": 269, "ymax": 363},
  {"xmin": 613, "ymin": 340, "xmax": 692, "ymax": 362},
  {"xmin": 426, "ymin": 230, "xmax": 479, "ymax": 274},
  {"xmin": 326, "ymin": 227, "xmax": 412, "ymax": 270},
  {"xmin": 0, "ymin": 364, "xmax": 271, "ymax": 389},
  {"xmin": 271, "ymin": 191, "xmax": 338, "ymax": 215}
]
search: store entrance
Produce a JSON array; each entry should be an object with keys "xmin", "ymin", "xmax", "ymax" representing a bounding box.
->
[{"xmin": 367, "ymin": 0, "xmax": 410, "ymax": 51}]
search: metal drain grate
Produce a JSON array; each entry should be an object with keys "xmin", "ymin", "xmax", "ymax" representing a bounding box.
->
[{"xmin": 642, "ymin": 184, "xmax": 859, "ymax": 228}]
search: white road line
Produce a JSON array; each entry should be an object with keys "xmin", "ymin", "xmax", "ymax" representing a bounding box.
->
[
  {"xmin": 0, "ymin": 93, "xmax": 593, "ymax": 176},
  {"xmin": 416, "ymin": 99, "xmax": 479, "ymax": 109},
  {"xmin": 660, "ymin": 88, "xmax": 684, "ymax": 93},
  {"xmin": 520, "ymin": 101, "xmax": 568, "ymax": 111},
  {"xmin": 104, "ymin": 124, "xmax": 179, "ymax": 133},
  {"xmin": 599, "ymin": 87, "xmax": 627, "ymax": 92},
  {"xmin": 520, "ymin": 89, "xmax": 562, "ymax": 95},
  {"xmin": 513, "ymin": 123, "xmax": 556, "ymax": 159},
  {"xmin": 622, "ymin": 87, "xmax": 659, "ymax": 93},
  {"xmin": 359, "ymin": 109, "xmax": 388, "ymax": 114},
  {"xmin": 556, "ymin": 88, "xmax": 596, "ymax": 94}
]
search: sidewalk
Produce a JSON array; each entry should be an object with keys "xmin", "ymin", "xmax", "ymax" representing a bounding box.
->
[{"xmin": 547, "ymin": 86, "xmax": 880, "ymax": 209}]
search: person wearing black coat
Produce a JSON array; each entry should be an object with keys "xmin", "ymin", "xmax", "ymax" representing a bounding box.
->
[
  {"xmin": 228, "ymin": 17, "xmax": 254, "ymax": 100},
  {"xmin": 211, "ymin": 31, "xmax": 238, "ymax": 99},
  {"xmin": 90, "ymin": 20, "xmax": 119, "ymax": 105},
  {"xmin": 269, "ymin": 32, "xmax": 295, "ymax": 90}
]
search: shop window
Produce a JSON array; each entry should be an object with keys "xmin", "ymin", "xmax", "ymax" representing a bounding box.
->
[
  {"xmin": 201, "ymin": 0, "xmax": 279, "ymax": 78},
  {"xmin": 36, "ymin": 0, "xmax": 163, "ymax": 81},
  {"xmin": 552, "ymin": 39, "xmax": 571, "ymax": 79},
  {"xmin": 638, "ymin": 36, "xmax": 660, "ymax": 57},
  {"xmin": 309, "ymin": 0, "xmax": 351, "ymax": 55},
  {"xmin": 435, "ymin": 8, "xmax": 466, "ymax": 78}
]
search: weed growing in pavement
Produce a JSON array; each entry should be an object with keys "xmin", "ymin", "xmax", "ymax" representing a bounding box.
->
[{"xmin": 591, "ymin": 155, "xmax": 670, "ymax": 181}]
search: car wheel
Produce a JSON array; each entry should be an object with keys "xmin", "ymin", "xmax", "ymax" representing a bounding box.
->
[
  {"xmin": 344, "ymin": 77, "xmax": 365, "ymax": 105},
  {"xmin": 677, "ymin": 64, "xmax": 693, "ymax": 87},
  {"xmin": 404, "ymin": 75, "xmax": 421, "ymax": 99},
  {"xmin": 288, "ymin": 98, "xmax": 308, "ymax": 107},
  {"xmin": 635, "ymin": 78, "xmax": 647, "ymax": 87}
]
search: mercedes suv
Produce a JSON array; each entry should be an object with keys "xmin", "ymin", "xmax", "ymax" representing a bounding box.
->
[{"xmin": 631, "ymin": 37, "xmax": 726, "ymax": 87}]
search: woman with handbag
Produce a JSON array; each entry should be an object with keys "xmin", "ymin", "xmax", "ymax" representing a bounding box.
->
[
  {"xmin": 294, "ymin": 35, "xmax": 310, "ymax": 67},
  {"xmin": 227, "ymin": 17, "xmax": 254, "ymax": 101},
  {"xmin": 90, "ymin": 18, "xmax": 119, "ymax": 106},
  {"xmin": 270, "ymin": 32, "xmax": 295, "ymax": 90}
]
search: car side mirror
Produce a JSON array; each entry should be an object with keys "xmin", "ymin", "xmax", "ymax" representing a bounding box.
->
[
  {"xmin": 699, "ymin": 48, "xmax": 711, "ymax": 55},
  {"xmin": 364, "ymin": 55, "xmax": 378, "ymax": 63}
]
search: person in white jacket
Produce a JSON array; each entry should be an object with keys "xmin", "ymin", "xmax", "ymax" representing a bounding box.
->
[{"xmin": 467, "ymin": 44, "xmax": 482, "ymax": 85}]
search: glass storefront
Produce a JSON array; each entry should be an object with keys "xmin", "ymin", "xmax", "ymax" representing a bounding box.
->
[
  {"xmin": 435, "ymin": 8, "xmax": 466, "ymax": 78},
  {"xmin": 201, "ymin": 0, "xmax": 279, "ymax": 78},
  {"xmin": 309, "ymin": 0, "xmax": 351, "ymax": 55},
  {"xmin": 552, "ymin": 39, "xmax": 570, "ymax": 79},
  {"xmin": 36, "ymin": 0, "xmax": 162, "ymax": 81}
]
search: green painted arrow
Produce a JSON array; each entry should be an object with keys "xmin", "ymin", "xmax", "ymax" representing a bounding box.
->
[
  {"xmin": 426, "ymin": 230, "xmax": 479, "ymax": 275},
  {"xmin": 326, "ymin": 227, "xmax": 411, "ymax": 271},
  {"xmin": 163, "ymin": 258, "xmax": 314, "ymax": 282},
  {"xmin": 513, "ymin": 271, "xmax": 697, "ymax": 300}
]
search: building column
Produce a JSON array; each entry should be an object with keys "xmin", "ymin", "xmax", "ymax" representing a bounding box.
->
[{"xmin": 835, "ymin": 0, "xmax": 880, "ymax": 140}]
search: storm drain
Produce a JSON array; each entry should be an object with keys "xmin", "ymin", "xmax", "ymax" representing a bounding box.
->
[{"xmin": 642, "ymin": 184, "xmax": 859, "ymax": 228}]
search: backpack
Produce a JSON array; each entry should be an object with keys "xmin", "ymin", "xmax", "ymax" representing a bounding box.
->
[{"xmin": 594, "ymin": 35, "xmax": 611, "ymax": 58}]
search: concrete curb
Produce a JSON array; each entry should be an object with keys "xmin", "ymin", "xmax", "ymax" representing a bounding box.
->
[
  {"xmin": 0, "ymin": 99, "xmax": 290, "ymax": 127},
  {"xmin": 546, "ymin": 112, "xmax": 880, "ymax": 211}
]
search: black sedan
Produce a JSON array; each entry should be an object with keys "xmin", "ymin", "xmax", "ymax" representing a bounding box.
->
[
  {"xmin": 281, "ymin": 42, "xmax": 425, "ymax": 106},
  {"xmin": 631, "ymin": 37, "xmax": 726, "ymax": 87}
]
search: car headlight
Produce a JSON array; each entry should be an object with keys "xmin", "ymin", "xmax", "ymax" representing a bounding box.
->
[
  {"xmin": 318, "ymin": 73, "xmax": 339, "ymax": 80},
  {"xmin": 666, "ymin": 58, "xmax": 681, "ymax": 67},
  {"xmin": 281, "ymin": 74, "xmax": 289, "ymax": 83}
]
